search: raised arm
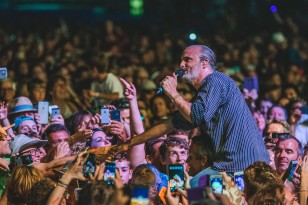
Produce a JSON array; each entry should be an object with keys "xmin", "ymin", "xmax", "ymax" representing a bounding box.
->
[{"xmin": 120, "ymin": 78, "xmax": 146, "ymax": 168}]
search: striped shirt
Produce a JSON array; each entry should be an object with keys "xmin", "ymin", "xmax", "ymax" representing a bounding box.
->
[{"xmin": 172, "ymin": 72, "xmax": 269, "ymax": 172}]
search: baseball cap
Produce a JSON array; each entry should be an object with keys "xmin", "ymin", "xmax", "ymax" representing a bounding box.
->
[{"xmin": 9, "ymin": 134, "xmax": 48, "ymax": 155}]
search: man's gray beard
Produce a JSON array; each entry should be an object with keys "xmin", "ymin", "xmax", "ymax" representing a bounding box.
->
[{"xmin": 183, "ymin": 75, "xmax": 197, "ymax": 84}]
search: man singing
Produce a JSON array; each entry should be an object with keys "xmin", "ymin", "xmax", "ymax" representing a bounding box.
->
[{"xmin": 115, "ymin": 45, "xmax": 269, "ymax": 173}]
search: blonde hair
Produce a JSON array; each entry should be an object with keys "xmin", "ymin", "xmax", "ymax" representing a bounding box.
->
[{"xmin": 7, "ymin": 165, "xmax": 44, "ymax": 204}]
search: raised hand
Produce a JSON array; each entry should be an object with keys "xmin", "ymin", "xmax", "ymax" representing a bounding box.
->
[{"xmin": 120, "ymin": 78, "xmax": 137, "ymax": 101}]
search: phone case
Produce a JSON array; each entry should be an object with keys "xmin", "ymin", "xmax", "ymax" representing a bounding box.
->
[
  {"xmin": 101, "ymin": 108, "xmax": 110, "ymax": 125},
  {"xmin": 38, "ymin": 101, "xmax": 49, "ymax": 124},
  {"xmin": 110, "ymin": 110, "xmax": 121, "ymax": 122}
]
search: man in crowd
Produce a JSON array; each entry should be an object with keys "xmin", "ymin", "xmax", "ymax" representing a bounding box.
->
[
  {"xmin": 116, "ymin": 45, "xmax": 269, "ymax": 173},
  {"xmin": 187, "ymin": 135, "xmax": 216, "ymax": 188},
  {"xmin": 158, "ymin": 137, "xmax": 189, "ymax": 173},
  {"xmin": 89, "ymin": 56, "xmax": 123, "ymax": 106}
]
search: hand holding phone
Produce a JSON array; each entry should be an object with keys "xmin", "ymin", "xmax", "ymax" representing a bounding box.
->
[
  {"xmin": 51, "ymin": 108, "xmax": 60, "ymax": 119},
  {"xmin": 168, "ymin": 164, "xmax": 185, "ymax": 193}
]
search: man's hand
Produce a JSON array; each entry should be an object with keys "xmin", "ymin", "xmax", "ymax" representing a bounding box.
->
[
  {"xmin": 120, "ymin": 78, "xmax": 137, "ymax": 101},
  {"xmin": 46, "ymin": 142, "xmax": 71, "ymax": 161},
  {"xmin": 160, "ymin": 73, "xmax": 179, "ymax": 99},
  {"xmin": 105, "ymin": 120, "xmax": 126, "ymax": 142}
]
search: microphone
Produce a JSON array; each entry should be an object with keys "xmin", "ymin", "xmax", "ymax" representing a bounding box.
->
[{"xmin": 156, "ymin": 68, "xmax": 185, "ymax": 94}]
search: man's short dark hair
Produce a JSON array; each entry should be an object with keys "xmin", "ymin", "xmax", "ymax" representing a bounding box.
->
[
  {"xmin": 191, "ymin": 135, "xmax": 215, "ymax": 166},
  {"xmin": 145, "ymin": 138, "xmax": 165, "ymax": 157},
  {"xmin": 276, "ymin": 134, "xmax": 303, "ymax": 156},
  {"xmin": 159, "ymin": 137, "xmax": 189, "ymax": 160},
  {"xmin": 42, "ymin": 123, "xmax": 70, "ymax": 140}
]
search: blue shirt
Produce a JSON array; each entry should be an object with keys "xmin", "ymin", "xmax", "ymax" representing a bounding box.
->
[{"xmin": 172, "ymin": 72, "xmax": 269, "ymax": 172}]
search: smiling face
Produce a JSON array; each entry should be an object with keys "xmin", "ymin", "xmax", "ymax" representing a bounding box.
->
[
  {"xmin": 17, "ymin": 120, "xmax": 38, "ymax": 135},
  {"xmin": 274, "ymin": 138, "xmax": 302, "ymax": 174}
]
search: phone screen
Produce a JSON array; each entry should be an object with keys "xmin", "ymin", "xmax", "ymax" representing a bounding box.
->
[
  {"xmin": 243, "ymin": 76, "xmax": 259, "ymax": 91},
  {"xmin": 51, "ymin": 108, "xmax": 60, "ymax": 119},
  {"xmin": 0, "ymin": 67, "xmax": 7, "ymax": 79},
  {"xmin": 110, "ymin": 110, "xmax": 121, "ymax": 122},
  {"xmin": 38, "ymin": 101, "xmax": 49, "ymax": 124},
  {"xmin": 168, "ymin": 164, "xmax": 185, "ymax": 192},
  {"xmin": 130, "ymin": 186, "xmax": 149, "ymax": 205},
  {"xmin": 210, "ymin": 175, "xmax": 223, "ymax": 194},
  {"xmin": 234, "ymin": 171, "xmax": 244, "ymax": 191},
  {"xmin": 104, "ymin": 162, "xmax": 116, "ymax": 185},
  {"xmin": 83, "ymin": 153, "xmax": 96, "ymax": 178},
  {"xmin": 101, "ymin": 108, "xmax": 110, "ymax": 125}
]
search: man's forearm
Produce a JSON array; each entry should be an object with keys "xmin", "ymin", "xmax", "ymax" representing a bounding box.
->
[
  {"xmin": 129, "ymin": 118, "xmax": 174, "ymax": 148},
  {"xmin": 171, "ymin": 94, "xmax": 192, "ymax": 123}
]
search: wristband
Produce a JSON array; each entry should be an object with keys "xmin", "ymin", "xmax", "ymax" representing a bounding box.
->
[{"xmin": 58, "ymin": 179, "xmax": 69, "ymax": 189}]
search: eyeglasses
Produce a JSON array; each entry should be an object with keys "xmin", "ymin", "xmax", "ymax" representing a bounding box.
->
[{"xmin": 21, "ymin": 148, "xmax": 44, "ymax": 156}]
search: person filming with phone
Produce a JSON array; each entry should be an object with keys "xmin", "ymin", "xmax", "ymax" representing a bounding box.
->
[{"xmin": 113, "ymin": 45, "xmax": 269, "ymax": 175}]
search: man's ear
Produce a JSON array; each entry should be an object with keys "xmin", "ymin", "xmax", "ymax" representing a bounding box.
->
[
  {"xmin": 201, "ymin": 155, "xmax": 208, "ymax": 168},
  {"xmin": 201, "ymin": 60, "xmax": 208, "ymax": 69}
]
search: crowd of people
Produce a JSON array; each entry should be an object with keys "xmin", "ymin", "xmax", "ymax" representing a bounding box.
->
[{"xmin": 0, "ymin": 13, "xmax": 308, "ymax": 205}]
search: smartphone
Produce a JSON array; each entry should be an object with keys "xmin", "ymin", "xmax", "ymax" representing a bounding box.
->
[
  {"xmin": 168, "ymin": 164, "xmax": 185, "ymax": 193},
  {"xmin": 51, "ymin": 108, "xmax": 60, "ymax": 119},
  {"xmin": 130, "ymin": 186, "xmax": 149, "ymax": 205},
  {"xmin": 110, "ymin": 109, "xmax": 121, "ymax": 122},
  {"xmin": 282, "ymin": 160, "xmax": 298, "ymax": 182},
  {"xmin": 210, "ymin": 175, "xmax": 223, "ymax": 194},
  {"xmin": 38, "ymin": 101, "xmax": 49, "ymax": 124},
  {"xmin": 101, "ymin": 107, "xmax": 110, "ymax": 125},
  {"xmin": 9, "ymin": 155, "xmax": 33, "ymax": 170},
  {"xmin": 104, "ymin": 162, "xmax": 116, "ymax": 185},
  {"xmin": 0, "ymin": 67, "xmax": 7, "ymax": 79},
  {"xmin": 82, "ymin": 153, "xmax": 96, "ymax": 178},
  {"xmin": 234, "ymin": 171, "xmax": 244, "ymax": 191}
]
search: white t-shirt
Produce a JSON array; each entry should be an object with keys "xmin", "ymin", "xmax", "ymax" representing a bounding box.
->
[{"xmin": 91, "ymin": 73, "xmax": 124, "ymax": 105}]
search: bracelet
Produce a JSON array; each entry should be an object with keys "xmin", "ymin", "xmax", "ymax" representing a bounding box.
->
[
  {"xmin": 172, "ymin": 94, "xmax": 181, "ymax": 102},
  {"xmin": 58, "ymin": 179, "xmax": 69, "ymax": 189}
]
